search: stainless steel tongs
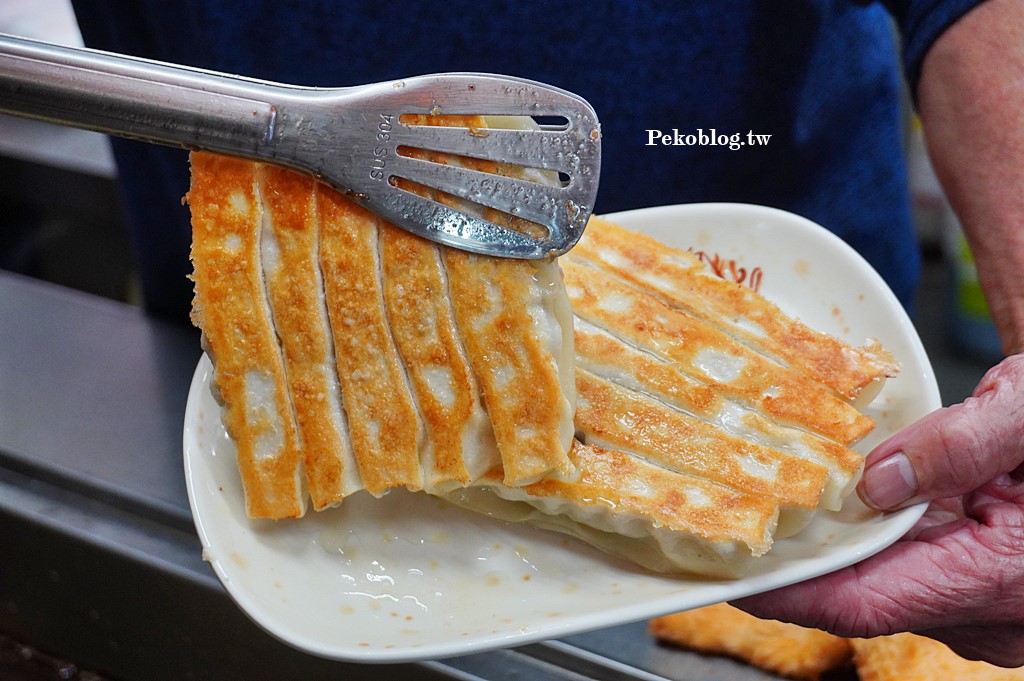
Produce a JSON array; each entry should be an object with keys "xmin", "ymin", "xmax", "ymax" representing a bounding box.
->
[{"xmin": 0, "ymin": 34, "xmax": 601, "ymax": 259}]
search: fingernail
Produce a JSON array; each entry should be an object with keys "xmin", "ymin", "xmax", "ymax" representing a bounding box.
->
[{"xmin": 860, "ymin": 451, "xmax": 918, "ymax": 509}]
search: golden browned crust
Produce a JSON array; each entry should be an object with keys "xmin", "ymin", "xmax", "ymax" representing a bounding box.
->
[
  {"xmin": 574, "ymin": 320, "xmax": 864, "ymax": 500},
  {"xmin": 257, "ymin": 164, "xmax": 359, "ymax": 509},
  {"xmin": 188, "ymin": 153, "xmax": 306, "ymax": 519},
  {"xmin": 395, "ymin": 113, "xmax": 574, "ymax": 486},
  {"xmin": 190, "ymin": 141, "xmax": 575, "ymax": 515},
  {"xmin": 563, "ymin": 257, "xmax": 875, "ymax": 446},
  {"xmin": 317, "ymin": 186, "xmax": 423, "ymax": 495},
  {"xmin": 378, "ymin": 221, "xmax": 486, "ymax": 487},
  {"xmin": 576, "ymin": 371, "xmax": 828, "ymax": 512},
  {"xmin": 189, "ymin": 136, "xmax": 881, "ymax": 575},
  {"xmin": 573, "ymin": 319, "xmax": 720, "ymax": 416},
  {"xmin": 650, "ymin": 603, "xmax": 853, "ymax": 681},
  {"xmin": 575, "ymin": 216, "xmax": 899, "ymax": 400},
  {"xmin": 445, "ymin": 250, "xmax": 574, "ymax": 485},
  {"xmin": 521, "ymin": 441, "xmax": 780, "ymax": 556},
  {"xmin": 852, "ymin": 634, "xmax": 1024, "ymax": 681}
]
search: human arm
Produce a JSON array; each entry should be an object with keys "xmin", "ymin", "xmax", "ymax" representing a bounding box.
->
[
  {"xmin": 919, "ymin": 0, "xmax": 1024, "ymax": 355},
  {"xmin": 735, "ymin": 0, "xmax": 1024, "ymax": 667}
]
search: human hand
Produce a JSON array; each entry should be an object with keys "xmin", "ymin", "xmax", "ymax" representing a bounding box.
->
[{"xmin": 734, "ymin": 354, "xmax": 1024, "ymax": 667}]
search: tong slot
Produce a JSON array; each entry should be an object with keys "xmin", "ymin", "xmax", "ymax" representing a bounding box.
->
[{"xmin": 0, "ymin": 33, "xmax": 602, "ymax": 259}]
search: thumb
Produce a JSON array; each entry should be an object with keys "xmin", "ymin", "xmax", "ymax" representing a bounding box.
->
[{"xmin": 858, "ymin": 354, "xmax": 1024, "ymax": 510}]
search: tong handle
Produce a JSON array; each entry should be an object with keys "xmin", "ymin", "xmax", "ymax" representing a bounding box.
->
[
  {"xmin": 0, "ymin": 33, "xmax": 279, "ymax": 157},
  {"xmin": 0, "ymin": 33, "xmax": 603, "ymax": 259}
]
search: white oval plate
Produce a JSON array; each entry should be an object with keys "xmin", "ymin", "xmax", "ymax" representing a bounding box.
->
[{"xmin": 183, "ymin": 203, "xmax": 939, "ymax": 663}]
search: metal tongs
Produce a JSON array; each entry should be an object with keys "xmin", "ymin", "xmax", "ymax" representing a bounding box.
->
[{"xmin": 0, "ymin": 34, "xmax": 601, "ymax": 259}]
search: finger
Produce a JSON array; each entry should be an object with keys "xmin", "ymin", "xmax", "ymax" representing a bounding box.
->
[
  {"xmin": 733, "ymin": 539, "xmax": 971, "ymax": 638},
  {"xmin": 915, "ymin": 472, "xmax": 1024, "ymax": 548},
  {"xmin": 857, "ymin": 354, "xmax": 1024, "ymax": 510},
  {"xmin": 900, "ymin": 497, "xmax": 963, "ymax": 541},
  {"xmin": 909, "ymin": 515, "xmax": 973, "ymax": 543},
  {"xmin": 963, "ymin": 471, "xmax": 1024, "ymax": 521},
  {"xmin": 1012, "ymin": 459, "xmax": 1024, "ymax": 483}
]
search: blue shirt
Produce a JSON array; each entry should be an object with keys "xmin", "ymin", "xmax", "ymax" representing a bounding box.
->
[{"xmin": 72, "ymin": 0, "xmax": 981, "ymax": 319}]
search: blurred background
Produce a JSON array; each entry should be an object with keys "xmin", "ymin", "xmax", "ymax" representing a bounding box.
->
[
  {"xmin": 0, "ymin": 2, "xmax": 1000, "ymax": 386},
  {"xmin": 0, "ymin": 0, "xmax": 133, "ymax": 307},
  {"xmin": 0, "ymin": 1, "xmax": 1000, "ymax": 679}
]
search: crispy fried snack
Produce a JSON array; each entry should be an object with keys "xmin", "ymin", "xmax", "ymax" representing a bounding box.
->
[
  {"xmin": 852, "ymin": 634, "xmax": 1024, "ymax": 681},
  {"xmin": 189, "ymin": 148, "xmax": 576, "ymax": 518},
  {"xmin": 650, "ymin": 603, "xmax": 852, "ymax": 681}
]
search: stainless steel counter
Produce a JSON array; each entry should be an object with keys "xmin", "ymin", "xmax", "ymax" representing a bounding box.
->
[{"xmin": 0, "ymin": 265, "xmax": 990, "ymax": 681}]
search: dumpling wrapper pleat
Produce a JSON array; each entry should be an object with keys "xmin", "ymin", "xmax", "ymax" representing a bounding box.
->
[
  {"xmin": 188, "ymin": 154, "xmax": 306, "ymax": 519},
  {"xmin": 378, "ymin": 222, "xmax": 499, "ymax": 490},
  {"xmin": 317, "ymin": 188, "xmax": 424, "ymax": 496},
  {"xmin": 563, "ymin": 256, "xmax": 875, "ymax": 446},
  {"xmin": 448, "ymin": 440, "xmax": 780, "ymax": 577},
  {"xmin": 257, "ymin": 165, "xmax": 362, "ymax": 509},
  {"xmin": 573, "ymin": 216, "xmax": 898, "ymax": 401}
]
